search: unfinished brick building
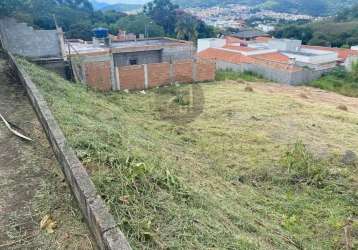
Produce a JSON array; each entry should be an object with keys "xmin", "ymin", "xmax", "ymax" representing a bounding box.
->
[{"xmin": 68, "ymin": 38, "xmax": 215, "ymax": 91}]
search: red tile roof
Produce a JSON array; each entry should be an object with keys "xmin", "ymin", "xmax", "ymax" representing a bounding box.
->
[
  {"xmin": 251, "ymin": 52, "xmax": 290, "ymax": 63},
  {"xmin": 198, "ymin": 48, "xmax": 254, "ymax": 64},
  {"xmin": 225, "ymin": 36, "xmax": 248, "ymax": 46},
  {"xmin": 198, "ymin": 48, "xmax": 301, "ymax": 72},
  {"xmin": 303, "ymin": 45, "xmax": 358, "ymax": 61},
  {"xmin": 223, "ymin": 45, "xmax": 256, "ymax": 52},
  {"xmin": 254, "ymin": 36, "xmax": 272, "ymax": 42}
]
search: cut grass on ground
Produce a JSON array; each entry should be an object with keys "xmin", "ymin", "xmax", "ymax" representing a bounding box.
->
[{"xmin": 18, "ymin": 58, "xmax": 358, "ymax": 250}]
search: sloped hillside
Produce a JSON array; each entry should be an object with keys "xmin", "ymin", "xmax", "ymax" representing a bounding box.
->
[{"xmin": 18, "ymin": 58, "xmax": 358, "ymax": 249}]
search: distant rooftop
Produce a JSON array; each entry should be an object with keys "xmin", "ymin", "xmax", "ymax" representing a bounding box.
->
[
  {"xmin": 67, "ymin": 38, "xmax": 191, "ymax": 55},
  {"xmin": 231, "ymin": 29, "xmax": 269, "ymax": 39},
  {"xmin": 110, "ymin": 38, "xmax": 186, "ymax": 49}
]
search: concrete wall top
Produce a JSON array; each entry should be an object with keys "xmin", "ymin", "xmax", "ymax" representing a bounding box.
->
[
  {"xmin": 0, "ymin": 18, "xmax": 63, "ymax": 59},
  {"xmin": 197, "ymin": 38, "xmax": 226, "ymax": 53}
]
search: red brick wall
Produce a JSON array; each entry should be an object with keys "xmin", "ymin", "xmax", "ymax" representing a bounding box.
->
[
  {"xmin": 119, "ymin": 65, "xmax": 145, "ymax": 90},
  {"xmin": 174, "ymin": 60, "xmax": 193, "ymax": 83},
  {"xmin": 84, "ymin": 61, "xmax": 112, "ymax": 91},
  {"xmin": 148, "ymin": 63, "xmax": 171, "ymax": 88},
  {"xmin": 196, "ymin": 60, "xmax": 216, "ymax": 82},
  {"xmin": 117, "ymin": 60, "xmax": 216, "ymax": 90}
]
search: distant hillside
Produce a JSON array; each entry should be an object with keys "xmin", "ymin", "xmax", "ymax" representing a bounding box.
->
[
  {"xmin": 101, "ymin": 3, "xmax": 143, "ymax": 12},
  {"xmin": 272, "ymin": 5, "xmax": 358, "ymax": 47},
  {"xmin": 173, "ymin": 0, "xmax": 356, "ymax": 16},
  {"xmin": 90, "ymin": 0, "xmax": 110, "ymax": 10},
  {"xmin": 90, "ymin": 0, "xmax": 143, "ymax": 12}
]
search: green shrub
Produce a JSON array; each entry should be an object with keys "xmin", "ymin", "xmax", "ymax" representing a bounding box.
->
[
  {"xmin": 351, "ymin": 60, "xmax": 358, "ymax": 81},
  {"xmin": 281, "ymin": 142, "xmax": 329, "ymax": 187},
  {"xmin": 215, "ymin": 69, "xmax": 263, "ymax": 82},
  {"xmin": 310, "ymin": 67, "xmax": 358, "ymax": 97}
]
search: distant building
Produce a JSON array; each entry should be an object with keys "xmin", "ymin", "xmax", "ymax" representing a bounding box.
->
[
  {"xmin": 257, "ymin": 24, "xmax": 275, "ymax": 33},
  {"xmin": 197, "ymin": 36, "xmax": 358, "ymax": 85},
  {"xmin": 229, "ymin": 29, "xmax": 270, "ymax": 41},
  {"xmin": 67, "ymin": 36, "xmax": 215, "ymax": 91},
  {"xmin": 114, "ymin": 30, "xmax": 137, "ymax": 41}
]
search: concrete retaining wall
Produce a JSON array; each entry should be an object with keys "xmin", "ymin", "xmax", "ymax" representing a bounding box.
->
[
  {"xmin": 7, "ymin": 52, "xmax": 131, "ymax": 250},
  {"xmin": 0, "ymin": 18, "xmax": 63, "ymax": 59}
]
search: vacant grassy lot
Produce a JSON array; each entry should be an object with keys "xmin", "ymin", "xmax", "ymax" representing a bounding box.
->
[
  {"xmin": 18, "ymin": 59, "xmax": 358, "ymax": 250},
  {"xmin": 310, "ymin": 68, "xmax": 358, "ymax": 98}
]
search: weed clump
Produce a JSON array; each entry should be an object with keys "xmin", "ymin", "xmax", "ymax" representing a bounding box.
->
[
  {"xmin": 245, "ymin": 86, "xmax": 254, "ymax": 92},
  {"xmin": 216, "ymin": 69, "xmax": 263, "ymax": 82},
  {"xmin": 281, "ymin": 142, "xmax": 329, "ymax": 187},
  {"xmin": 174, "ymin": 91, "xmax": 190, "ymax": 106},
  {"xmin": 337, "ymin": 104, "xmax": 348, "ymax": 111}
]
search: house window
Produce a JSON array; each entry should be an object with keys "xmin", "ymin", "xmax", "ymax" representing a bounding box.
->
[{"xmin": 129, "ymin": 58, "xmax": 138, "ymax": 65}]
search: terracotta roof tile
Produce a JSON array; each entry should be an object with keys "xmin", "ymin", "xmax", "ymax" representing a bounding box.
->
[
  {"xmin": 254, "ymin": 36, "xmax": 272, "ymax": 42},
  {"xmin": 223, "ymin": 45, "xmax": 256, "ymax": 52},
  {"xmin": 198, "ymin": 48, "xmax": 254, "ymax": 64},
  {"xmin": 252, "ymin": 52, "xmax": 290, "ymax": 63},
  {"xmin": 225, "ymin": 36, "xmax": 248, "ymax": 46},
  {"xmin": 198, "ymin": 48, "xmax": 301, "ymax": 73}
]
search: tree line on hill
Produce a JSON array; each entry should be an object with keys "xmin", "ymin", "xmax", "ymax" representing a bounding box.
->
[
  {"xmin": 271, "ymin": 4, "xmax": 358, "ymax": 48},
  {"xmin": 0, "ymin": 0, "xmax": 216, "ymax": 42}
]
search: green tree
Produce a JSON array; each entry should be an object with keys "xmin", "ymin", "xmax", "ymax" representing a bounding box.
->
[
  {"xmin": 115, "ymin": 14, "xmax": 164, "ymax": 37},
  {"xmin": 308, "ymin": 32, "xmax": 331, "ymax": 46},
  {"xmin": 143, "ymin": 0, "xmax": 178, "ymax": 35},
  {"xmin": 175, "ymin": 13, "xmax": 198, "ymax": 41},
  {"xmin": 0, "ymin": 0, "xmax": 27, "ymax": 16},
  {"xmin": 272, "ymin": 25, "xmax": 313, "ymax": 44}
]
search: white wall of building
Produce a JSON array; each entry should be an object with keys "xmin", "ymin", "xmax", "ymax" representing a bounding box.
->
[
  {"xmin": 268, "ymin": 39, "xmax": 302, "ymax": 52},
  {"xmin": 351, "ymin": 46, "xmax": 358, "ymax": 51},
  {"xmin": 257, "ymin": 24, "xmax": 275, "ymax": 33},
  {"xmin": 282, "ymin": 47, "xmax": 338, "ymax": 66},
  {"xmin": 197, "ymin": 38, "xmax": 226, "ymax": 53},
  {"xmin": 283, "ymin": 51, "xmax": 338, "ymax": 65}
]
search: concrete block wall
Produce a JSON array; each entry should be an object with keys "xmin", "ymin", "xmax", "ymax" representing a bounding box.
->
[
  {"xmin": 216, "ymin": 60, "xmax": 328, "ymax": 85},
  {"xmin": 113, "ymin": 50, "xmax": 162, "ymax": 67},
  {"xmin": 0, "ymin": 18, "xmax": 62, "ymax": 59},
  {"xmin": 162, "ymin": 46, "xmax": 194, "ymax": 62}
]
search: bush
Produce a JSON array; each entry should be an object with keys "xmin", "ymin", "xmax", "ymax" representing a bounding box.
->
[
  {"xmin": 350, "ymin": 60, "xmax": 358, "ymax": 81},
  {"xmin": 310, "ymin": 67, "xmax": 358, "ymax": 97},
  {"xmin": 281, "ymin": 142, "xmax": 329, "ymax": 187},
  {"xmin": 215, "ymin": 69, "xmax": 263, "ymax": 82}
]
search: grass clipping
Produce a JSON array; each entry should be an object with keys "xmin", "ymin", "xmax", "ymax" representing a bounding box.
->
[{"xmin": 17, "ymin": 59, "xmax": 358, "ymax": 250}]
